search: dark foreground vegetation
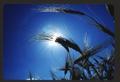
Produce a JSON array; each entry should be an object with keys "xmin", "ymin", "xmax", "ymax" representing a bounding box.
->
[{"xmin": 29, "ymin": 4, "xmax": 115, "ymax": 80}]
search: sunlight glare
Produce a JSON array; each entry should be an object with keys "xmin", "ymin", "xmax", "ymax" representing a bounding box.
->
[{"xmin": 47, "ymin": 31, "xmax": 63, "ymax": 47}]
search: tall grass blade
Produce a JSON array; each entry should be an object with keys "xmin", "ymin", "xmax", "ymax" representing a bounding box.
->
[
  {"xmin": 74, "ymin": 39, "xmax": 112, "ymax": 64},
  {"xmin": 50, "ymin": 71, "xmax": 58, "ymax": 80},
  {"xmin": 56, "ymin": 8, "xmax": 114, "ymax": 38}
]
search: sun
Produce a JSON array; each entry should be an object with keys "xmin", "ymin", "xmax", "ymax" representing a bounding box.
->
[
  {"xmin": 47, "ymin": 32, "xmax": 63, "ymax": 47},
  {"xmin": 39, "ymin": 26, "xmax": 66, "ymax": 48},
  {"xmin": 51, "ymin": 32, "xmax": 62, "ymax": 41}
]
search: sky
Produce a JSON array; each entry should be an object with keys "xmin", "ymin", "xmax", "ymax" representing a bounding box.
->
[{"xmin": 3, "ymin": 4, "xmax": 114, "ymax": 80}]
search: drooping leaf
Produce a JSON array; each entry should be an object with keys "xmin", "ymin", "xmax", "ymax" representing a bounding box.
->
[
  {"xmin": 56, "ymin": 8, "xmax": 114, "ymax": 38},
  {"xmin": 55, "ymin": 36, "xmax": 83, "ymax": 54}
]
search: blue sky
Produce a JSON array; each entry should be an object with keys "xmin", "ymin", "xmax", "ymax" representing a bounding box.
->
[{"xmin": 3, "ymin": 4, "xmax": 114, "ymax": 80}]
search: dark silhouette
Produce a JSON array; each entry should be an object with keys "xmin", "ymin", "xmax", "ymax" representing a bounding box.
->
[
  {"xmin": 56, "ymin": 8, "xmax": 85, "ymax": 15},
  {"xmin": 56, "ymin": 8, "xmax": 114, "ymax": 38},
  {"xmin": 29, "ymin": 72, "xmax": 33, "ymax": 81},
  {"xmin": 55, "ymin": 36, "xmax": 83, "ymax": 55},
  {"xmin": 106, "ymin": 4, "xmax": 114, "ymax": 18},
  {"xmin": 74, "ymin": 39, "xmax": 112, "ymax": 64}
]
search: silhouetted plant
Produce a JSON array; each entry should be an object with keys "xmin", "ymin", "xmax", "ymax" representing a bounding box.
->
[{"xmin": 32, "ymin": 6, "xmax": 115, "ymax": 80}]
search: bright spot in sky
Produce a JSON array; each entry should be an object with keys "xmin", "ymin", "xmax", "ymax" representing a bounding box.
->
[
  {"xmin": 39, "ymin": 24, "xmax": 69, "ymax": 51},
  {"xmin": 47, "ymin": 31, "xmax": 63, "ymax": 47},
  {"xmin": 26, "ymin": 77, "xmax": 39, "ymax": 80}
]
